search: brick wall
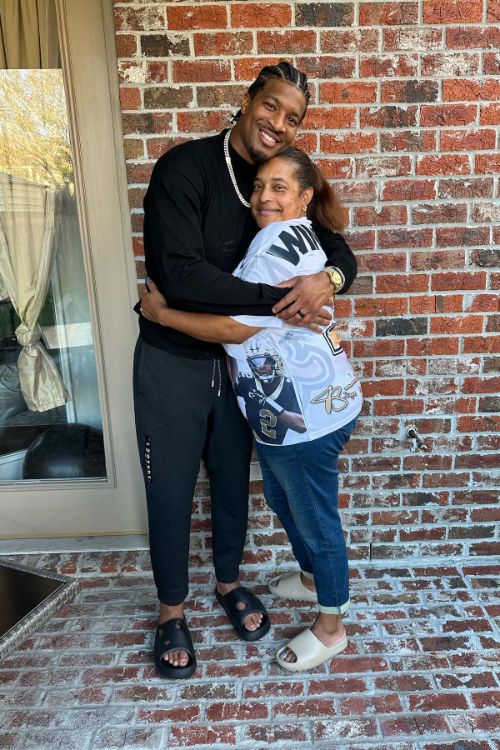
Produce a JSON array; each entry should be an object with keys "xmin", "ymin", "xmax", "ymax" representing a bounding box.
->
[{"xmin": 113, "ymin": 1, "xmax": 499, "ymax": 565}]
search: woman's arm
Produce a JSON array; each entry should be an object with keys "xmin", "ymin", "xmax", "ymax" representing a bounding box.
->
[{"xmin": 140, "ymin": 281, "xmax": 261, "ymax": 344}]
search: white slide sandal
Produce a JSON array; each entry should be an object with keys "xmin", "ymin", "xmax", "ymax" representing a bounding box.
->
[
  {"xmin": 268, "ymin": 571, "xmax": 318, "ymax": 602},
  {"xmin": 276, "ymin": 628, "xmax": 348, "ymax": 672}
]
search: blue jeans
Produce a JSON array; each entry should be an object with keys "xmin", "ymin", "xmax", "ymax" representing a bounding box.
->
[{"xmin": 256, "ymin": 418, "xmax": 357, "ymax": 615}]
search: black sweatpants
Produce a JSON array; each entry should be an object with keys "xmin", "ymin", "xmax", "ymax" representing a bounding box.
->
[{"xmin": 133, "ymin": 337, "xmax": 253, "ymax": 605}]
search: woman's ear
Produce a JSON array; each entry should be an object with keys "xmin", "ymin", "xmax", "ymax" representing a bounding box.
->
[{"xmin": 302, "ymin": 187, "xmax": 314, "ymax": 208}]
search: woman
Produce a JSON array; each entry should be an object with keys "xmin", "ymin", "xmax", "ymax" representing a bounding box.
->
[{"xmin": 141, "ymin": 147, "xmax": 362, "ymax": 671}]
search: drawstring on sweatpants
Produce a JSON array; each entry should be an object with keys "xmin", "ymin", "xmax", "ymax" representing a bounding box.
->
[{"xmin": 211, "ymin": 358, "xmax": 221, "ymax": 397}]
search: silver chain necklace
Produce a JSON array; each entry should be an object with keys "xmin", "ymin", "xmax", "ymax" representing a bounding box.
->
[{"xmin": 223, "ymin": 130, "xmax": 251, "ymax": 208}]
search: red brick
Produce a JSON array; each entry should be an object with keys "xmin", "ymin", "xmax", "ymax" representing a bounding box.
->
[
  {"xmin": 360, "ymin": 105, "xmax": 418, "ymax": 129},
  {"xmin": 206, "ymin": 701, "xmax": 269, "ymax": 721},
  {"xmin": 407, "ymin": 337, "xmax": 459, "ymax": 355},
  {"xmin": 309, "ymin": 677, "xmax": 367, "ymax": 694},
  {"xmin": 420, "ymin": 104, "xmax": 477, "ymax": 127},
  {"xmin": 475, "ymin": 153, "xmax": 500, "ymax": 174},
  {"xmin": 359, "ymin": 2, "xmax": 418, "ymax": 25},
  {"xmin": 444, "ymin": 78, "xmax": 500, "ymax": 101},
  {"xmin": 382, "ymin": 179, "xmax": 436, "ymax": 202},
  {"xmin": 115, "ymin": 34, "xmax": 138, "ymax": 58},
  {"xmin": 321, "ymin": 28, "xmax": 380, "ymax": 52},
  {"xmin": 374, "ymin": 398, "xmax": 425, "ymax": 416},
  {"xmin": 417, "ymin": 154, "xmax": 470, "ymax": 176},
  {"xmin": 354, "ymin": 340, "xmax": 405, "ymax": 358},
  {"xmin": 317, "ymin": 158, "xmax": 354, "ymax": 179},
  {"xmin": 170, "ymin": 725, "xmax": 236, "ymax": 747},
  {"xmin": 447, "ymin": 25, "xmax": 500, "ymax": 49},
  {"xmin": 412, "ymin": 203, "xmax": 467, "ymax": 224},
  {"xmin": 480, "ymin": 103, "xmax": 500, "ymax": 124},
  {"xmin": 355, "ymin": 205, "xmax": 408, "ymax": 226},
  {"xmin": 320, "ymin": 133, "xmax": 377, "ymax": 154},
  {"xmin": 177, "ymin": 111, "xmax": 229, "ymax": 133},
  {"xmin": 355, "ymin": 298, "xmax": 408, "ymax": 317},
  {"xmin": 356, "ymin": 156, "xmax": 412, "ymax": 178},
  {"xmin": 384, "ymin": 27, "xmax": 443, "ymax": 51},
  {"xmin": 115, "ymin": 7, "xmax": 165, "ymax": 32},
  {"xmin": 167, "ymin": 5, "xmax": 227, "ymax": 30},
  {"xmin": 297, "ymin": 55, "xmax": 356, "ymax": 79},
  {"xmin": 381, "ymin": 79, "xmax": 438, "ymax": 103},
  {"xmin": 411, "ymin": 250, "xmax": 465, "ymax": 270},
  {"xmin": 139, "ymin": 706, "xmax": 200, "ymax": 723},
  {"xmin": 313, "ymin": 717, "xmax": 379, "ymax": 740},
  {"xmin": 320, "ymin": 81, "xmax": 378, "ymax": 103},
  {"xmin": 484, "ymin": 51, "xmax": 500, "ymax": 74},
  {"xmin": 432, "ymin": 272, "xmax": 486, "ymax": 291},
  {"xmin": 194, "ymin": 32, "xmax": 253, "ymax": 57},
  {"xmin": 431, "ymin": 309, "xmax": 481, "ymax": 331},
  {"xmin": 441, "ymin": 129, "xmax": 497, "ymax": 151},
  {"xmin": 488, "ymin": 0, "xmax": 500, "ymax": 22},
  {"xmin": 436, "ymin": 226, "xmax": 489, "ymax": 246},
  {"xmin": 439, "ymin": 178, "xmax": 493, "ymax": 199},
  {"xmin": 305, "ymin": 107, "xmax": 356, "ymax": 130},
  {"xmin": 120, "ymin": 87, "xmax": 141, "ymax": 110},
  {"xmin": 257, "ymin": 30, "xmax": 316, "ymax": 53},
  {"xmin": 423, "ymin": 0, "xmax": 483, "ymax": 24},
  {"xmin": 381, "ymin": 130, "xmax": 437, "ymax": 152},
  {"xmin": 422, "ymin": 52, "xmax": 480, "ymax": 76},
  {"xmin": 295, "ymin": 3, "xmax": 355, "ymax": 27},
  {"xmin": 173, "ymin": 60, "xmax": 231, "ymax": 83},
  {"xmin": 360, "ymin": 54, "xmax": 418, "ymax": 77},
  {"xmin": 231, "ymin": 3, "xmax": 292, "ymax": 27},
  {"xmin": 234, "ymin": 56, "xmax": 294, "ymax": 82},
  {"xmin": 376, "ymin": 274, "xmax": 429, "ymax": 293}
]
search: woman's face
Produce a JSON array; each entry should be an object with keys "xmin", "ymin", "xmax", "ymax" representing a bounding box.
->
[{"xmin": 250, "ymin": 157, "xmax": 313, "ymax": 228}]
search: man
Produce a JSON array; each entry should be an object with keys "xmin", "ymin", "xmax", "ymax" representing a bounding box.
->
[{"xmin": 134, "ymin": 62, "xmax": 357, "ymax": 678}]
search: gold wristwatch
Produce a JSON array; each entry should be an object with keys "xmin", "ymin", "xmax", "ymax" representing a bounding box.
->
[{"xmin": 324, "ymin": 266, "xmax": 344, "ymax": 294}]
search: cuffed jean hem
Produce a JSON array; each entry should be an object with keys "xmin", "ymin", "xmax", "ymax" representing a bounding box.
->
[{"xmin": 318, "ymin": 598, "xmax": 350, "ymax": 615}]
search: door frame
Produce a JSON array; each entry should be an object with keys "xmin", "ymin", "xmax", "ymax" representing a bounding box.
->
[{"xmin": 0, "ymin": 0, "xmax": 146, "ymax": 536}]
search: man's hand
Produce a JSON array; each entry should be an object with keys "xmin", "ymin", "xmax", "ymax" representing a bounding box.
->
[
  {"xmin": 272, "ymin": 272, "xmax": 333, "ymax": 330},
  {"xmin": 139, "ymin": 279, "xmax": 168, "ymax": 324}
]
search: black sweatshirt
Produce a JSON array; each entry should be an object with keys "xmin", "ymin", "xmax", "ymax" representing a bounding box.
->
[{"xmin": 139, "ymin": 129, "xmax": 357, "ymax": 359}]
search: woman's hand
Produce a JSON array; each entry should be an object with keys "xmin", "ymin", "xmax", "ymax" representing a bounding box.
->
[
  {"xmin": 272, "ymin": 272, "xmax": 333, "ymax": 329},
  {"xmin": 139, "ymin": 279, "xmax": 169, "ymax": 324}
]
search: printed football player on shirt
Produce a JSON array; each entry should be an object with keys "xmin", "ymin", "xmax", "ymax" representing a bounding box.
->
[{"xmin": 233, "ymin": 346, "xmax": 306, "ymax": 445}]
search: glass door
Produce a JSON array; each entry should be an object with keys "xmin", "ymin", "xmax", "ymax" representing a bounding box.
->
[
  {"xmin": 0, "ymin": 0, "xmax": 145, "ymax": 536},
  {"xmin": 0, "ymin": 69, "xmax": 107, "ymax": 484}
]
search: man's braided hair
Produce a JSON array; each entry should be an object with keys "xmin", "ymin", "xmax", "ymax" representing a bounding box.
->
[{"xmin": 232, "ymin": 61, "xmax": 311, "ymax": 124}]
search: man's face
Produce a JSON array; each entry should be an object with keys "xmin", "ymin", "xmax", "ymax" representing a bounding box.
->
[{"xmin": 236, "ymin": 78, "xmax": 307, "ymax": 164}]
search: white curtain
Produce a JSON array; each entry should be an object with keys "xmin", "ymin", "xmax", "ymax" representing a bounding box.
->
[{"xmin": 0, "ymin": 173, "xmax": 69, "ymax": 410}]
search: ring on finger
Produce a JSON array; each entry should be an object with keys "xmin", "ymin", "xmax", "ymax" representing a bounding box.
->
[{"xmin": 298, "ymin": 310, "xmax": 305, "ymax": 319}]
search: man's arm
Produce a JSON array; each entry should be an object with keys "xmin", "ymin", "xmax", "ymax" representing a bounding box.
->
[
  {"xmin": 272, "ymin": 226, "xmax": 357, "ymax": 323},
  {"xmin": 314, "ymin": 225, "xmax": 357, "ymax": 295},
  {"xmin": 145, "ymin": 160, "xmax": 285, "ymax": 316}
]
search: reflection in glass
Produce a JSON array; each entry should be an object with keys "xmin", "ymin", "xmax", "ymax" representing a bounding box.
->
[{"xmin": 0, "ymin": 70, "xmax": 106, "ymax": 482}]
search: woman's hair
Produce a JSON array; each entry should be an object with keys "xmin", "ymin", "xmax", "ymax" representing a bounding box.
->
[
  {"xmin": 277, "ymin": 147, "xmax": 347, "ymax": 233},
  {"xmin": 233, "ymin": 62, "xmax": 311, "ymax": 124}
]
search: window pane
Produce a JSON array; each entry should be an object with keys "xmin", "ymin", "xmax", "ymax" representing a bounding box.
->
[{"xmin": 0, "ymin": 70, "xmax": 106, "ymax": 482}]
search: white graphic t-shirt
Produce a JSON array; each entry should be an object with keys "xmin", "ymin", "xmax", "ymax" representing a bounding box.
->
[{"xmin": 224, "ymin": 218, "xmax": 363, "ymax": 446}]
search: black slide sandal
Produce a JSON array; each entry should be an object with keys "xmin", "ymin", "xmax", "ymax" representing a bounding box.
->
[
  {"xmin": 154, "ymin": 617, "xmax": 197, "ymax": 679},
  {"xmin": 215, "ymin": 586, "xmax": 271, "ymax": 642}
]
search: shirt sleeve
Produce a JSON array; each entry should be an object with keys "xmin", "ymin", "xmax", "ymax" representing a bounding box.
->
[
  {"xmin": 313, "ymin": 225, "xmax": 357, "ymax": 294},
  {"xmin": 144, "ymin": 160, "xmax": 286, "ymax": 315}
]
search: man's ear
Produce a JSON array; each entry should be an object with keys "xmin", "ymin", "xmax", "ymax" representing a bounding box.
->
[{"xmin": 240, "ymin": 93, "xmax": 251, "ymax": 116}]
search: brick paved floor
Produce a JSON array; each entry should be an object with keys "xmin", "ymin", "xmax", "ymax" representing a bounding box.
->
[{"xmin": 0, "ymin": 551, "xmax": 498, "ymax": 749}]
